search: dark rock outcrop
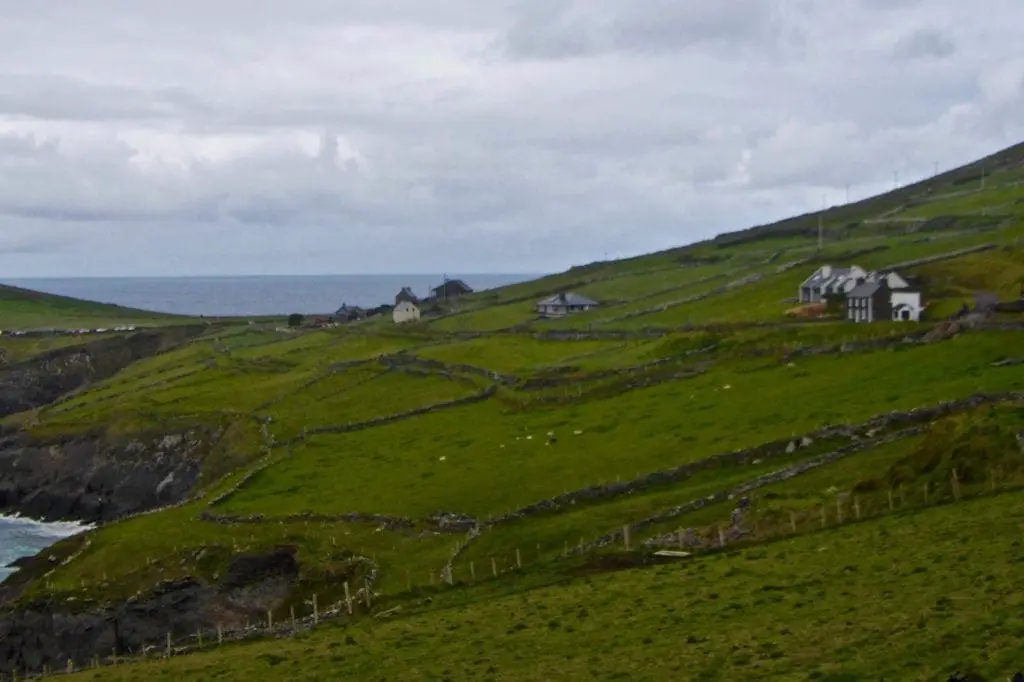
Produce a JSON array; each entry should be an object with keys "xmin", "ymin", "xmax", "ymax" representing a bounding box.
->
[
  {"xmin": 0, "ymin": 549, "xmax": 302, "ymax": 677},
  {"xmin": 0, "ymin": 431, "xmax": 205, "ymax": 524},
  {"xmin": 0, "ymin": 326, "xmax": 206, "ymax": 419}
]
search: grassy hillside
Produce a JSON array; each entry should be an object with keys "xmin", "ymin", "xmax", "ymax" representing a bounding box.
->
[
  {"xmin": 0, "ymin": 282, "xmax": 185, "ymax": 331},
  {"xmin": 4, "ymin": 140, "xmax": 1024, "ymax": 681}
]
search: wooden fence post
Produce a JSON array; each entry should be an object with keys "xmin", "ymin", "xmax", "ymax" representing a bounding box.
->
[
  {"xmin": 66, "ymin": 660, "xmax": 73, "ymax": 674},
  {"xmin": 952, "ymin": 469, "xmax": 961, "ymax": 501},
  {"xmin": 888, "ymin": 489, "xmax": 894, "ymax": 511},
  {"xmin": 218, "ymin": 623, "xmax": 223, "ymax": 646},
  {"xmin": 990, "ymin": 469, "xmax": 997, "ymax": 492},
  {"xmin": 267, "ymin": 609, "xmax": 273, "ymax": 630},
  {"xmin": 197, "ymin": 629, "xmax": 203, "ymax": 648},
  {"xmin": 563, "ymin": 540, "xmax": 569, "ymax": 557},
  {"xmin": 854, "ymin": 496, "xmax": 861, "ymax": 520},
  {"xmin": 516, "ymin": 548, "xmax": 522, "ymax": 569},
  {"xmin": 623, "ymin": 525, "xmax": 631, "ymax": 550},
  {"xmin": 364, "ymin": 579, "xmax": 373, "ymax": 609},
  {"xmin": 717, "ymin": 526, "xmax": 725, "ymax": 549},
  {"xmin": 313, "ymin": 594, "xmax": 319, "ymax": 625},
  {"xmin": 491, "ymin": 557, "xmax": 497, "ymax": 577},
  {"xmin": 344, "ymin": 581, "xmax": 352, "ymax": 614},
  {"xmin": 166, "ymin": 632, "xmax": 172, "ymax": 657},
  {"xmin": 470, "ymin": 561, "xmax": 476, "ymax": 580},
  {"xmin": 789, "ymin": 512, "xmax": 796, "ymax": 533},
  {"xmin": 290, "ymin": 606, "xmax": 296, "ymax": 628},
  {"xmin": 820, "ymin": 505, "xmax": 826, "ymax": 528},
  {"xmin": 923, "ymin": 482, "xmax": 929, "ymax": 504}
]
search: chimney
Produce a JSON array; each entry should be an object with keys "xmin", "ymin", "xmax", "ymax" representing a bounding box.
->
[{"xmin": 821, "ymin": 265, "xmax": 832, "ymax": 278}]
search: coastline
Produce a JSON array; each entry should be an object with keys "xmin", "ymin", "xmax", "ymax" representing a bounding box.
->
[{"xmin": 0, "ymin": 514, "xmax": 93, "ymax": 579}]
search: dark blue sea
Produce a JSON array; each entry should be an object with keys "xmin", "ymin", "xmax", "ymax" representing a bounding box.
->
[
  {"xmin": 1, "ymin": 273, "xmax": 538, "ymax": 577},
  {"xmin": 4, "ymin": 274, "xmax": 538, "ymax": 317}
]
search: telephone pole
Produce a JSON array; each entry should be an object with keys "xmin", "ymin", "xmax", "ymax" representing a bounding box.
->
[{"xmin": 817, "ymin": 194, "xmax": 825, "ymax": 251}]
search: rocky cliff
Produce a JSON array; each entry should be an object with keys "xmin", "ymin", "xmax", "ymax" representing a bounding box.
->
[
  {"xmin": 0, "ymin": 430, "xmax": 205, "ymax": 523},
  {"xmin": 0, "ymin": 326, "xmax": 206, "ymax": 419},
  {"xmin": 0, "ymin": 547, "xmax": 301, "ymax": 676}
]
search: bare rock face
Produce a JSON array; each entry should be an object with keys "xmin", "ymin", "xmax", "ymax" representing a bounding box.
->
[
  {"xmin": 0, "ymin": 326, "xmax": 206, "ymax": 419},
  {"xmin": 0, "ymin": 431, "xmax": 204, "ymax": 524}
]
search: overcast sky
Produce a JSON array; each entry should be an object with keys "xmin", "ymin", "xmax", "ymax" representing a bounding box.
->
[{"xmin": 1, "ymin": 1, "xmax": 1022, "ymax": 278}]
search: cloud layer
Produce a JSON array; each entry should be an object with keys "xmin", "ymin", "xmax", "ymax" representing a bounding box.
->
[{"xmin": 1, "ymin": 0, "xmax": 1022, "ymax": 276}]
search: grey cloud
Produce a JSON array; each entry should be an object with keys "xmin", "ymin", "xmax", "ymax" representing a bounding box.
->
[
  {"xmin": 0, "ymin": 0, "xmax": 1023, "ymax": 277},
  {"xmin": 892, "ymin": 27, "xmax": 957, "ymax": 61},
  {"xmin": 500, "ymin": 0, "xmax": 795, "ymax": 60}
]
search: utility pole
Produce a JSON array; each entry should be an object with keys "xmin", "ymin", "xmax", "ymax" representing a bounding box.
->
[
  {"xmin": 933, "ymin": 161, "xmax": 939, "ymax": 177},
  {"xmin": 817, "ymin": 194, "xmax": 825, "ymax": 251},
  {"xmin": 845, "ymin": 182, "xmax": 850, "ymax": 204},
  {"xmin": 893, "ymin": 170, "xmax": 899, "ymax": 190}
]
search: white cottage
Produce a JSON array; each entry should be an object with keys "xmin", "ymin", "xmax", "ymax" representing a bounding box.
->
[
  {"xmin": 798, "ymin": 265, "xmax": 868, "ymax": 303},
  {"xmin": 890, "ymin": 290, "xmax": 925, "ymax": 321},
  {"xmin": 536, "ymin": 292, "xmax": 600, "ymax": 318},
  {"xmin": 392, "ymin": 301, "xmax": 421, "ymax": 324}
]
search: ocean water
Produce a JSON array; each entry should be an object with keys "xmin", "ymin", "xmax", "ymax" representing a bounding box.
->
[
  {"xmin": 5, "ymin": 274, "xmax": 539, "ymax": 317},
  {"xmin": 0, "ymin": 516, "xmax": 90, "ymax": 580}
]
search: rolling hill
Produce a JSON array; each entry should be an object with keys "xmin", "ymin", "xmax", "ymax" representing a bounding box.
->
[{"xmin": 1, "ymin": 140, "xmax": 1023, "ymax": 681}]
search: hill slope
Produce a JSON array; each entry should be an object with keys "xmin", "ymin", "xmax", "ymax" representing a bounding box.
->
[
  {"xmin": 0, "ymin": 282, "xmax": 184, "ymax": 331},
  {"xmin": 1, "ymin": 140, "xmax": 1023, "ymax": 681}
]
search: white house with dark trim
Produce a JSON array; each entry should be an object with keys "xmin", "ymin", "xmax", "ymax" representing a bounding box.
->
[
  {"xmin": 392, "ymin": 301, "xmax": 421, "ymax": 324},
  {"xmin": 890, "ymin": 290, "xmax": 925, "ymax": 321},
  {"xmin": 536, "ymin": 292, "xmax": 600, "ymax": 318}
]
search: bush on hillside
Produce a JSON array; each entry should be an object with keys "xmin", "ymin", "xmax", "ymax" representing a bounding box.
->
[{"xmin": 287, "ymin": 313, "xmax": 305, "ymax": 327}]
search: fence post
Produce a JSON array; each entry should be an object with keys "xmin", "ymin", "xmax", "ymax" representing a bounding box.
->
[
  {"xmin": 888, "ymin": 489, "xmax": 894, "ymax": 511},
  {"xmin": 217, "ymin": 624, "xmax": 223, "ymax": 646},
  {"xmin": 313, "ymin": 594, "xmax": 319, "ymax": 625},
  {"xmin": 563, "ymin": 540, "xmax": 569, "ymax": 557},
  {"xmin": 516, "ymin": 548, "xmax": 522, "ymax": 569},
  {"xmin": 112, "ymin": 649, "xmax": 117, "ymax": 667},
  {"xmin": 623, "ymin": 525, "xmax": 631, "ymax": 550},
  {"xmin": 717, "ymin": 526, "xmax": 725, "ymax": 549},
  {"xmin": 854, "ymin": 496, "xmax": 861, "ymax": 520},
  {"xmin": 364, "ymin": 579, "xmax": 373, "ymax": 609},
  {"xmin": 491, "ymin": 557, "xmax": 497, "ymax": 577},
  {"xmin": 789, "ymin": 512, "xmax": 796, "ymax": 533},
  {"xmin": 66, "ymin": 660, "xmax": 73, "ymax": 674},
  {"xmin": 820, "ymin": 505, "xmax": 826, "ymax": 528},
  {"xmin": 470, "ymin": 561, "xmax": 476, "ymax": 580},
  {"xmin": 951, "ymin": 469, "xmax": 961, "ymax": 501},
  {"xmin": 267, "ymin": 609, "xmax": 273, "ymax": 630},
  {"xmin": 166, "ymin": 632, "xmax": 172, "ymax": 657},
  {"xmin": 344, "ymin": 581, "xmax": 352, "ymax": 614},
  {"xmin": 836, "ymin": 496, "xmax": 843, "ymax": 524},
  {"xmin": 290, "ymin": 606, "xmax": 296, "ymax": 628}
]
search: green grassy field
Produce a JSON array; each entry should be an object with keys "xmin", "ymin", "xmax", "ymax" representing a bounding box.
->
[
  {"xmin": 5, "ymin": 141, "xmax": 1024, "ymax": 681},
  {"xmin": 0, "ymin": 283, "xmax": 187, "ymax": 330}
]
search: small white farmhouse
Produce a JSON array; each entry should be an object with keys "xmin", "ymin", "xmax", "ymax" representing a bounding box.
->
[
  {"xmin": 392, "ymin": 301, "xmax": 421, "ymax": 324},
  {"xmin": 891, "ymin": 290, "xmax": 924, "ymax": 321},
  {"xmin": 536, "ymin": 292, "xmax": 600, "ymax": 318}
]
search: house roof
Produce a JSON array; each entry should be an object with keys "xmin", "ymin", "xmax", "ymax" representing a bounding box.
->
[
  {"xmin": 847, "ymin": 281, "xmax": 881, "ymax": 298},
  {"xmin": 537, "ymin": 292, "xmax": 600, "ymax": 307},
  {"xmin": 433, "ymin": 279, "xmax": 473, "ymax": 294},
  {"xmin": 802, "ymin": 265, "xmax": 858, "ymax": 286}
]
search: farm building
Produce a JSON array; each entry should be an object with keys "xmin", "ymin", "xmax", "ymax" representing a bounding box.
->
[
  {"xmin": 392, "ymin": 301, "xmax": 421, "ymax": 324},
  {"xmin": 536, "ymin": 292, "xmax": 600, "ymax": 318},
  {"xmin": 432, "ymin": 278, "xmax": 473, "ymax": 301},
  {"xmin": 798, "ymin": 265, "xmax": 867, "ymax": 303},
  {"xmin": 891, "ymin": 290, "xmax": 925, "ymax": 321}
]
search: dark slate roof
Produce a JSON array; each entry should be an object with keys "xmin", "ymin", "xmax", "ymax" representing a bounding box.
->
[
  {"xmin": 847, "ymin": 281, "xmax": 881, "ymax": 298},
  {"xmin": 433, "ymin": 279, "xmax": 473, "ymax": 294},
  {"xmin": 537, "ymin": 292, "xmax": 600, "ymax": 307},
  {"xmin": 802, "ymin": 266, "xmax": 855, "ymax": 286}
]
